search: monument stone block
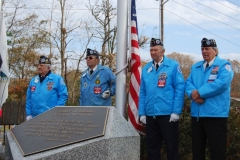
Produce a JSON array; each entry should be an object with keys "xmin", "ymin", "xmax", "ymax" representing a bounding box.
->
[
  {"xmin": 10, "ymin": 107, "xmax": 109, "ymax": 156},
  {"xmin": 6, "ymin": 106, "xmax": 140, "ymax": 160}
]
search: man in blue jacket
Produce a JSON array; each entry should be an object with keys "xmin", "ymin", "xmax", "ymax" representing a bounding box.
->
[
  {"xmin": 26, "ymin": 55, "xmax": 68, "ymax": 120},
  {"xmin": 79, "ymin": 48, "xmax": 116, "ymax": 106},
  {"xmin": 185, "ymin": 38, "xmax": 234, "ymax": 160},
  {"xmin": 138, "ymin": 38, "xmax": 185, "ymax": 160}
]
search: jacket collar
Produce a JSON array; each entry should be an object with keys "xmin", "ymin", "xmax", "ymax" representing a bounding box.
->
[
  {"xmin": 147, "ymin": 55, "xmax": 170, "ymax": 69},
  {"xmin": 195, "ymin": 56, "xmax": 220, "ymax": 68}
]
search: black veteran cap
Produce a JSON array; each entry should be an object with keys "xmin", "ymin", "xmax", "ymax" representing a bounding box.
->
[
  {"xmin": 39, "ymin": 55, "xmax": 51, "ymax": 64},
  {"xmin": 86, "ymin": 48, "xmax": 99, "ymax": 57},
  {"xmin": 201, "ymin": 38, "xmax": 217, "ymax": 47},
  {"xmin": 150, "ymin": 38, "xmax": 163, "ymax": 47}
]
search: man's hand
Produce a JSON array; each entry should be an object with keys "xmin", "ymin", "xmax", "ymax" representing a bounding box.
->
[
  {"xmin": 102, "ymin": 90, "xmax": 110, "ymax": 98},
  {"xmin": 191, "ymin": 90, "xmax": 201, "ymax": 100},
  {"xmin": 140, "ymin": 115, "xmax": 146, "ymax": 124},
  {"xmin": 194, "ymin": 98, "xmax": 205, "ymax": 104}
]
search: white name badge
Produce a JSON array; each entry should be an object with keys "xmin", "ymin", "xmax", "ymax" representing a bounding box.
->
[{"xmin": 209, "ymin": 74, "xmax": 217, "ymax": 80}]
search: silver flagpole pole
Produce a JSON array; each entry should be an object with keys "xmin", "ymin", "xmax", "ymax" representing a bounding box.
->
[
  {"xmin": 0, "ymin": 0, "xmax": 2, "ymax": 33},
  {"xmin": 116, "ymin": 0, "xmax": 128, "ymax": 117}
]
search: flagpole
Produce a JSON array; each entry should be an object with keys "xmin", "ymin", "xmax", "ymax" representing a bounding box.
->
[
  {"xmin": 0, "ymin": 0, "xmax": 2, "ymax": 32},
  {"xmin": 128, "ymin": 0, "xmax": 131, "ymax": 51},
  {"xmin": 116, "ymin": 0, "xmax": 128, "ymax": 118},
  {"xmin": 0, "ymin": 0, "xmax": 2, "ymax": 33}
]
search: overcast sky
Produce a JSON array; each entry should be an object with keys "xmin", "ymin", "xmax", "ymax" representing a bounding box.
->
[
  {"xmin": 4, "ymin": 0, "xmax": 240, "ymax": 65},
  {"xmin": 131, "ymin": 0, "xmax": 240, "ymax": 62}
]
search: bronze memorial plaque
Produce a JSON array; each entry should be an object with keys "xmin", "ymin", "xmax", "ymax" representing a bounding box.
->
[{"xmin": 10, "ymin": 107, "xmax": 109, "ymax": 156}]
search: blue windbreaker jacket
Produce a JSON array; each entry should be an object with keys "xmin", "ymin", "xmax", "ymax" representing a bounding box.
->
[
  {"xmin": 185, "ymin": 56, "xmax": 234, "ymax": 118},
  {"xmin": 79, "ymin": 64, "xmax": 116, "ymax": 106},
  {"xmin": 26, "ymin": 73, "xmax": 68, "ymax": 117},
  {"xmin": 138, "ymin": 56, "xmax": 185, "ymax": 117}
]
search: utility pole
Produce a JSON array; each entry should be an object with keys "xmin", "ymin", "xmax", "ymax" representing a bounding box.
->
[{"xmin": 158, "ymin": 0, "xmax": 169, "ymax": 43}]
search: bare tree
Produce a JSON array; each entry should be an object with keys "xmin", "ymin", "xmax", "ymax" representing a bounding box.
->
[
  {"xmin": 66, "ymin": 34, "xmax": 94, "ymax": 105},
  {"xmin": 3, "ymin": 0, "xmax": 49, "ymax": 79},
  {"xmin": 36, "ymin": 0, "xmax": 96, "ymax": 104},
  {"xmin": 87, "ymin": 0, "xmax": 117, "ymax": 69},
  {"xmin": 2, "ymin": 0, "xmax": 51, "ymax": 101},
  {"xmin": 47, "ymin": 0, "xmax": 85, "ymax": 79}
]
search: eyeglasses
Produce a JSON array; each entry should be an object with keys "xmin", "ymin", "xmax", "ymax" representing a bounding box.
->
[{"xmin": 85, "ymin": 56, "xmax": 95, "ymax": 60}]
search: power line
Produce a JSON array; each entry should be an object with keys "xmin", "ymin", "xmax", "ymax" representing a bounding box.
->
[
  {"xmin": 213, "ymin": 0, "xmax": 240, "ymax": 14},
  {"xmin": 136, "ymin": 3, "xmax": 240, "ymax": 35},
  {"xmin": 227, "ymin": 0, "xmax": 240, "ymax": 8},
  {"xmin": 4, "ymin": 6, "xmax": 89, "ymax": 11},
  {"xmin": 192, "ymin": 0, "xmax": 240, "ymax": 22},
  {"xmin": 137, "ymin": 8, "xmax": 158, "ymax": 10},
  {"xmin": 3, "ymin": 1, "xmax": 240, "ymax": 47},
  {"xmin": 4, "ymin": 6, "xmax": 158, "ymax": 11},
  {"xmin": 164, "ymin": 8, "xmax": 240, "ymax": 47},
  {"xmin": 172, "ymin": 0, "xmax": 240, "ymax": 32}
]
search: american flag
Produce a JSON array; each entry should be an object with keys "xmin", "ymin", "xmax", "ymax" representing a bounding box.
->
[{"xmin": 128, "ymin": 0, "xmax": 145, "ymax": 134}]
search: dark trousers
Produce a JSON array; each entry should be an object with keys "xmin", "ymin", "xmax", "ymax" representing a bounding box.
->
[
  {"xmin": 146, "ymin": 115, "xmax": 179, "ymax": 160},
  {"xmin": 192, "ymin": 117, "xmax": 227, "ymax": 160}
]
